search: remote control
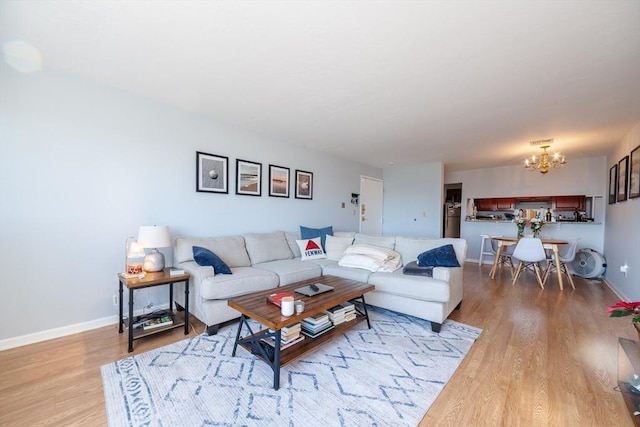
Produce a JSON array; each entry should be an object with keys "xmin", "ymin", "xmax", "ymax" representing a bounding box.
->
[{"xmin": 310, "ymin": 284, "xmax": 320, "ymax": 292}]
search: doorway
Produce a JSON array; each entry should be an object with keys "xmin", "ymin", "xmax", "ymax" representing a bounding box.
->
[{"xmin": 359, "ymin": 176, "xmax": 383, "ymax": 235}]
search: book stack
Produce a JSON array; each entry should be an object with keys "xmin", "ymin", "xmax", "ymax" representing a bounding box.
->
[
  {"xmin": 324, "ymin": 305, "xmax": 347, "ymax": 326},
  {"xmin": 301, "ymin": 313, "xmax": 334, "ymax": 338},
  {"xmin": 340, "ymin": 302, "xmax": 357, "ymax": 322},
  {"xmin": 262, "ymin": 323, "xmax": 305, "ymax": 349},
  {"xmin": 141, "ymin": 315, "xmax": 173, "ymax": 330}
]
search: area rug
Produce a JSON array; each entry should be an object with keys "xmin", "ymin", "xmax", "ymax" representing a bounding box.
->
[{"xmin": 101, "ymin": 307, "xmax": 481, "ymax": 427}]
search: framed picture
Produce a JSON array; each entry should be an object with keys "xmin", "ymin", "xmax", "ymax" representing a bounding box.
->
[
  {"xmin": 196, "ymin": 151, "xmax": 228, "ymax": 193},
  {"xmin": 617, "ymin": 156, "xmax": 629, "ymax": 202},
  {"xmin": 630, "ymin": 145, "xmax": 640, "ymax": 199},
  {"xmin": 609, "ymin": 164, "xmax": 618, "ymax": 204},
  {"xmin": 295, "ymin": 170, "xmax": 313, "ymax": 199},
  {"xmin": 236, "ymin": 159, "xmax": 262, "ymax": 196},
  {"xmin": 269, "ymin": 165, "xmax": 290, "ymax": 197}
]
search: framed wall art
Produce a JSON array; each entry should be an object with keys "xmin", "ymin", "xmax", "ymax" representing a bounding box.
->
[
  {"xmin": 196, "ymin": 151, "xmax": 228, "ymax": 193},
  {"xmin": 295, "ymin": 170, "xmax": 313, "ymax": 200},
  {"xmin": 617, "ymin": 155, "xmax": 629, "ymax": 202},
  {"xmin": 236, "ymin": 159, "xmax": 262, "ymax": 196},
  {"xmin": 630, "ymin": 145, "xmax": 640, "ymax": 199},
  {"xmin": 269, "ymin": 164, "xmax": 290, "ymax": 197},
  {"xmin": 608, "ymin": 164, "xmax": 617, "ymax": 204}
]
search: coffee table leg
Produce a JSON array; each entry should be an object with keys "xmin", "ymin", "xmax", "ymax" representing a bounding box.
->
[
  {"xmin": 232, "ymin": 315, "xmax": 246, "ymax": 357},
  {"xmin": 360, "ymin": 295, "xmax": 372, "ymax": 329},
  {"xmin": 273, "ymin": 329, "xmax": 281, "ymax": 390}
]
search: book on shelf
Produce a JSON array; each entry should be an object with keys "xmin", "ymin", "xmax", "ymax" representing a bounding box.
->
[
  {"xmin": 301, "ymin": 324, "xmax": 335, "ymax": 339},
  {"xmin": 261, "ymin": 334, "xmax": 305, "ymax": 350},
  {"xmin": 301, "ymin": 319, "xmax": 332, "ymax": 333},
  {"xmin": 303, "ymin": 313, "xmax": 329, "ymax": 325},
  {"xmin": 142, "ymin": 315, "xmax": 174, "ymax": 330},
  {"xmin": 169, "ymin": 267, "xmax": 185, "ymax": 276},
  {"xmin": 267, "ymin": 291, "xmax": 294, "ymax": 307}
]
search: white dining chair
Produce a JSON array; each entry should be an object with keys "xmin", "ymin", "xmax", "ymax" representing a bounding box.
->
[
  {"xmin": 512, "ymin": 237, "xmax": 547, "ymax": 289},
  {"xmin": 543, "ymin": 238, "xmax": 581, "ymax": 290},
  {"xmin": 489, "ymin": 236, "xmax": 515, "ymax": 276}
]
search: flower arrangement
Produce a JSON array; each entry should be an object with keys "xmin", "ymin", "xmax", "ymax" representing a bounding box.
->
[
  {"xmin": 608, "ymin": 301, "xmax": 640, "ymax": 339},
  {"xmin": 530, "ymin": 218, "xmax": 545, "ymax": 238},
  {"xmin": 513, "ymin": 218, "xmax": 527, "ymax": 239}
]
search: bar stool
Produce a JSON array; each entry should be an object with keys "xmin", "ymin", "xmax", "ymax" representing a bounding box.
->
[{"xmin": 479, "ymin": 234, "xmax": 495, "ymax": 265}]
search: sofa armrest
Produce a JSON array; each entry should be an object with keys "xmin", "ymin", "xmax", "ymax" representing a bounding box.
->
[{"xmin": 179, "ymin": 261, "xmax": 215, "ymax": 289}]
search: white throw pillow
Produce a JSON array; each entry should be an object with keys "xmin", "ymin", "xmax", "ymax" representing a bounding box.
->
[
  {"xmin": 325, "ymin": 235, "xmax": 354, "ymax": 261},
  {"xmin": 295, "ymin": 237, "xmax": 327, "ymax": 261}
]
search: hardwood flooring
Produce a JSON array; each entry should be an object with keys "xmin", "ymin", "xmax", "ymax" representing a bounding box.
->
[{"xmin": 0, "ymin": 263, "xmax": 636, "ymax": 426}]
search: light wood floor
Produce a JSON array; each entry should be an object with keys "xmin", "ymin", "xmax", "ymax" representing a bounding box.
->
[{"xmin": 0, "ymin": 264, "xmax": 636, "ymax": 426}]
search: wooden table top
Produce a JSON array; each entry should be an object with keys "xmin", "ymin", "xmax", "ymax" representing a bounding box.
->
[
  {"xmin": 228, "ymin": 275, "xmax": 374, "ymax": 330},
  {"xmin": 118, "ymin": 268, "xmax": 190, "ymax": 289},
  {"xmin": 493, "ymin": 236, "xmax": 568, "ymax": 245}
]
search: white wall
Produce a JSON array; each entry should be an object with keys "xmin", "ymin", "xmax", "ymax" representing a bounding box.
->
[
  {"xmin": 604, "ymin": 122, "xmax": 640, "ymax": 300},
  {"xmin": 382, "ymin": 162, "xmax": 443, "ymax": 237},
  {"xmin": 445, "ymin": 157, "xmax": 610, "ymax": 272},
  {"xmin": 0, "ymin": 64, "xmax": 381, "ymax": 345}
]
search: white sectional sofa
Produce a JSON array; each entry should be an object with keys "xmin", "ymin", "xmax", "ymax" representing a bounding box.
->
[{"xmin": 173, "ymin": 231, "xmax": 467, "ymax": 335}]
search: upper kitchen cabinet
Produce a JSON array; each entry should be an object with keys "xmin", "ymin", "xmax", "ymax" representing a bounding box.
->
[
  {"xmin": 495, "ymin": 198, "xmax": 516, "ymax": 210},
  {"xmin": 553, "ymin": 196, "xmax": 585, "ymax": 210},
  {"xmin": 477, "ymin": 198, "xmax": 497, "ymax": 211}
]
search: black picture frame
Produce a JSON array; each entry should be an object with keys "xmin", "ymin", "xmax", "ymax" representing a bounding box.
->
[
  {"xmin": 268, "ymin": 164, "xmax": 290, "ymax": 198},
  {"xmin": 609, "ymin": 164, "xmax": 617, "ymax": 204},
  {"xmin": 196, "ymin": 151, "xmax": 228, "ymax": 194},
  {"xmin": 630, "ymin": 145, "xmax": 640, "ymax": 199},
  {"xmin": 617, "ymin": 156, "xmax": 629, "ymax": 202},
  {"xmin": 236, "ymin": 159, "xmax": 262, "ymax": 196},
  {"xmin": 295, "ymin": 170, "xmax": 313, "ymax": 200}
]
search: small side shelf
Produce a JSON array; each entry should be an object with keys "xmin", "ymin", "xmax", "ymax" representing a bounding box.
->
[
  {"xmin": 125, "ymin": 311, "xmax": 186, "ymax": 340},
  {"xmin": 618, "ymin": 338, "xmax": 640, "ymax": 426}
]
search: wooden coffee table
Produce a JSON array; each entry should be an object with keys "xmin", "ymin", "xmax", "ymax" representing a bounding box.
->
[{"xmin": 228, "ymin": 275, "xmax": 374, "ymax": 390}]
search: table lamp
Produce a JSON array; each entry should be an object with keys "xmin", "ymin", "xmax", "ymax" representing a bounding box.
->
[
  {"xmin": 123, "ymin": 237, "xmax": 145, "ymax": 278},
  {"xmin": 138, "ymin": 225, "xmax": 171, "ymax": 272}
]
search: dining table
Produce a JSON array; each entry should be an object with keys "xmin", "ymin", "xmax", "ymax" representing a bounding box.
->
[{"xmin": 489, "ymin": 236, "xmax": 569, "ymax": 290}]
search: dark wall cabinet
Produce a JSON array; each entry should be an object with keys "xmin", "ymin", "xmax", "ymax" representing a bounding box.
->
[
  {"xmin": 476, "ymin": 198, "xmax": 515, "ymax": 211},
  {"xmin": 477, "ymin": 198, "xmax": 497, "ymax": 211},
  {"xmin": 553, "ymin": 196, "xmax": 585, "ymax": 210}
]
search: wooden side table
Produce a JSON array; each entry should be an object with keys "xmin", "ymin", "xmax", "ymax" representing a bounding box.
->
[{"xmin": 118, "ymin": 269, "xmax": 191, "ymax": 352}]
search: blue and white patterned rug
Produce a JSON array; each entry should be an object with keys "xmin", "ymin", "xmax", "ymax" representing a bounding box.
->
[{"xmin": 101, "ymin": 307, "xmax": 481, "ymax": 427}]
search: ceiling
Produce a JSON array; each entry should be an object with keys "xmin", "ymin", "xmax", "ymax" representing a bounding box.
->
[{"xmin": 1, "ymin": 1, "xmax": 639, "ymax": 171}]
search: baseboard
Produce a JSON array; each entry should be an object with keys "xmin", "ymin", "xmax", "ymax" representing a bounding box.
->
[{"xmin": 0, "ymin": 303, "xmax": 170, "ymax": 351}]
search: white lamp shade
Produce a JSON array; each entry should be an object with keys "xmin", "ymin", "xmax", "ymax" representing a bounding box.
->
[
  {"xmin": 127, "ymin": 241, "xmax": 146, "ymax": 258},
  {"xmin": 137, "ymin": 225, "xmax": 171, "ymax": 249}
]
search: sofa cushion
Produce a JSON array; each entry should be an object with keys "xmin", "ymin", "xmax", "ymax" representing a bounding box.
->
[
  {"xmin": 174, "ymin": 236, "xmax": 251, "ymax": 267},
  {"xmin": 244, "ymin": 232, "xmax": 293, "ymax": 265},
  {"xmin": 254, "ymin": 259, "xmax": 322, "ymax": 286},
  {"xmin": 325, "ymin": 235, "xmax": 354, "ymax": 261},
  {"xmin": 354, "ymin": 233, "xmax": 396, "ymax": 250},
  {"xmin": 296, "ymin": 237, "xmax": 327, "ymax": 260},
  {"xmin": 417, "ymin": 244, "xmax": 461, "ymax": 267},
  {"xmin": 394, "ymin": 236, "xmax": 467, "ymax": 266},
  {"xmin": 193, "ymin": 246, "xmax": 232, "ymax": 274},
  {"xmin": 368, "ymin": 269, "xmax": 450, "ymax": 303},
  {"xmin": 199, "ymin": 267, "xmax": 279, "ymax": 300},
  {"xmin": 285, "ymin": 231, "xmax": 302, "ymax": 257},
  {"xmin": 322, "ymin": 263, "xmax": 373, "ymax": 283},
  {"xmin": 300, "ymin": 226, "xmax": 333, "ymax": 250}
]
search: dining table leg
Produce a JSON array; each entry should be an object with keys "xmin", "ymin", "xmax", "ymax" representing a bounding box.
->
[
  {"xmin": 489, "ymin": 243, "xmax": 502, "ymax": 279},
  {"xmin": 552, "ymin": 244, "xmax": 564, "ymax": 290}
]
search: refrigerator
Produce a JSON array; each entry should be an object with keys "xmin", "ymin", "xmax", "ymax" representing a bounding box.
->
[{"xmin": 443, "ymin": 205, "xmax": 461, "ymax": 238}]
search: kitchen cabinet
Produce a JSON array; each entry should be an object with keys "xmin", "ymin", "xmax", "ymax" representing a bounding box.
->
[
  {"xmin": 477, "ymin": 198, "xmax": 496, "ymax": 211},
  {"xmin": 553, "ymin": 196, "xmax": 585, "ymax": 210},
  {"xmin": 495, "ymin": 198, "xmax": 516, "ymax": 210}
]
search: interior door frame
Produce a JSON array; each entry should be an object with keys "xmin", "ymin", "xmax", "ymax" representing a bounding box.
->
[{"xmin": 359, "ymin": 175, "xmax": 383, "ymax": 235}]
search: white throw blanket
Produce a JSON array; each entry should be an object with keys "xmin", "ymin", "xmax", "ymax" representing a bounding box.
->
[{"xmin": 338, "ymin": 244, "xmax": 402, "ymax": 272}]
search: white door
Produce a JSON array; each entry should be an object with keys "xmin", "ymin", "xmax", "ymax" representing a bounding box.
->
[{"xmin": 359, "ymin": 176, "xmax": 383, "ymax": 235}]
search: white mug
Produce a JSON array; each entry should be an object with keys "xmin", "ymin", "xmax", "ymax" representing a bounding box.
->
[
  {"xmin": 294, "ymin": 300, "xmax": 305, "ymax": 314},
  {"xmin": 281, "ymin": 296, "xmax": 294, "ymax": 316}
]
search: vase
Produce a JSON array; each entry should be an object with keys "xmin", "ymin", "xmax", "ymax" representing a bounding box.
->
[
  {"xmin": 533, "ymin": 229, "xmax": 540, "ymax": 238},
  {"xmin": 517, "ymin": 226, "xmax": 525, "ymax": 239}
]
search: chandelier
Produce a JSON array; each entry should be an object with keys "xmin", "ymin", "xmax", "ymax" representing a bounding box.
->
[{"xmin": 524, "ymin": 141, "xmax": 566, "ymax": 174}]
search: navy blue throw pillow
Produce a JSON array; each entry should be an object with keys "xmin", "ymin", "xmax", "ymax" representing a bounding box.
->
[
  {"xmin": 417, "ymin": 244, "xmax": 460, "ymax": 268},
  {"xmin": 193, "ymin": 246, "xmax": 232, "ymax": 275},
  {"xmin": 300, "ymin": 226, "xmax": 333, "ymax": 250}
]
